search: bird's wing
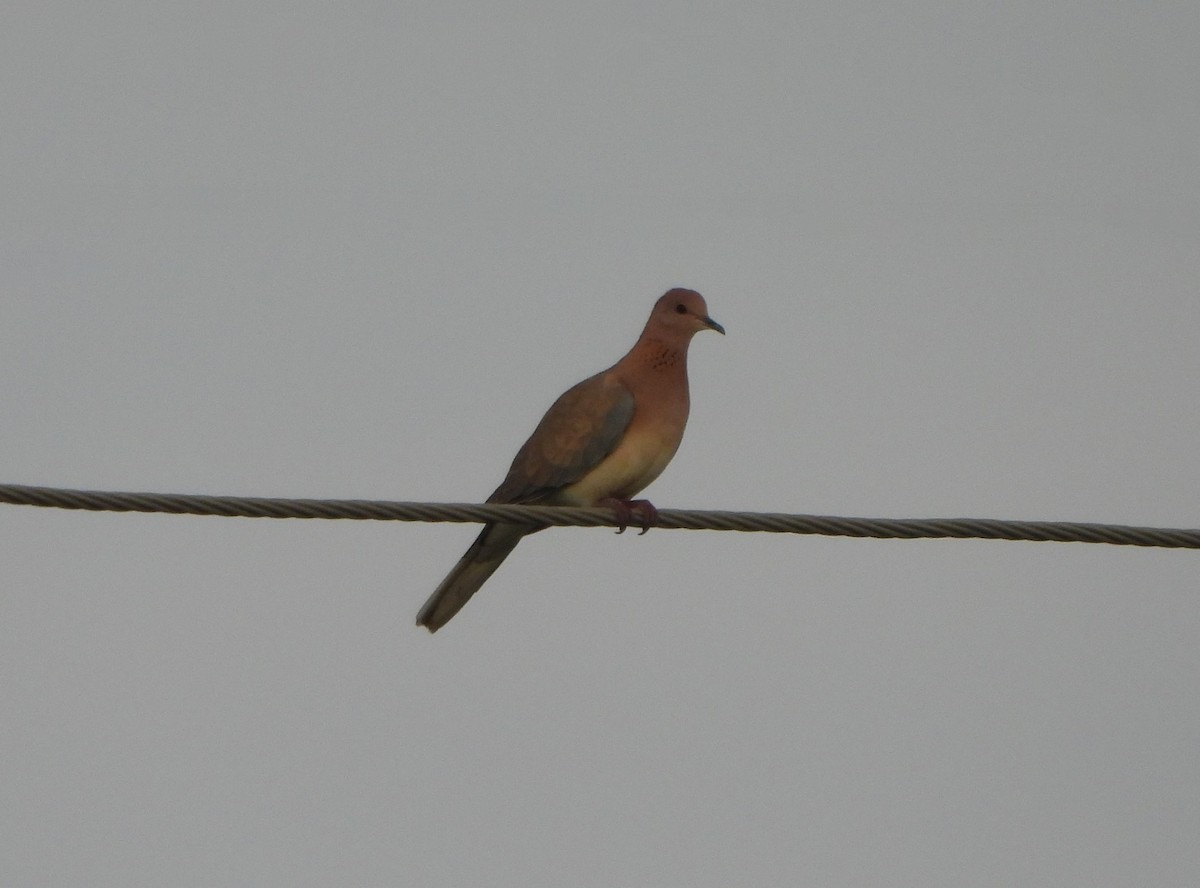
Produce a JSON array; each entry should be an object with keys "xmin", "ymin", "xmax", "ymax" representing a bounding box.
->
[{"xmin": 488, "ymin": 370, "xmax": 635, "ymax": 505}]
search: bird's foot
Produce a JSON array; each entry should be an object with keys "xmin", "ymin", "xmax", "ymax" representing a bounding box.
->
[
  {"xmin": 600, "ymin": 497, "xmax": 659, "ymax": 535},
  {"xmin": 627, "ymin": 500, "xmax": 659, "ymax": 535}
]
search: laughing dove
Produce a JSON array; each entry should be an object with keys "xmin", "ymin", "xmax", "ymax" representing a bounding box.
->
[{"xmin": 416, "ymin": 288, "xmax": 724, "ymax": 632}]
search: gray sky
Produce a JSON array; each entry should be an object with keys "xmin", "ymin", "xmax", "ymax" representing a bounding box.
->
[{"xmin": 3, "ymin": 2, "xmax": 1199, "ymax": 885}]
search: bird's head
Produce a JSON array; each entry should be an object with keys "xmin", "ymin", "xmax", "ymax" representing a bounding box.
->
[{"xmin": 648, "ymin": 288, "xmax": 725, "ymax": 339}]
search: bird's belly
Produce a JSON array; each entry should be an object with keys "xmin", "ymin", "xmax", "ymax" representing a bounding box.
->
[{"xmin": 555, "ymin": 427, "xmax": 680, "ymax": 505}]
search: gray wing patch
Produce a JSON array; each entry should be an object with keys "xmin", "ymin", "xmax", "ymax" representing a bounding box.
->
[{"xmin": 488, "ymin": 371, "xmax": 634, "ymax": 504}]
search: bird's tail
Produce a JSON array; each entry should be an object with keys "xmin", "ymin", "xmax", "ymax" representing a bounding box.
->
[{"xmin": 416, "ymin": 522, "xmax": 528, "ymax": 632}]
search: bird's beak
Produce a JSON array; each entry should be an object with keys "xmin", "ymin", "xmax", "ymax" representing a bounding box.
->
[{"xmin": 701, "ymin": 315, "xmax": 725, "ymax": 335}]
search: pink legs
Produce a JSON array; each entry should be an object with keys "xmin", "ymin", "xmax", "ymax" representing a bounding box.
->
[{"xmin": 598, "ymin": 497, "xmax": 660, "ymax": 535}]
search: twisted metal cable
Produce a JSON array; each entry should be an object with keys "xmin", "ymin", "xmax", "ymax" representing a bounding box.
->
[{"xmin": 2, "ymin": 483, "xmax": 1197, "ymax": 549}]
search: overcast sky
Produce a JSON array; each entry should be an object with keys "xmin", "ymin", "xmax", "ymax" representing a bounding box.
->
[{"xmin": 3, "ymin": 2, "xmax": 1199, "ymax": 885}]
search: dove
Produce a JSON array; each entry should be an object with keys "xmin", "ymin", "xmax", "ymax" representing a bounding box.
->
[{"xmin": 417, "ymin": 288, "xmax": 723, "ymax": 632}]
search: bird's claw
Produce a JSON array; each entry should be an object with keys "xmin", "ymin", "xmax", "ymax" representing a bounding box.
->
[
  {"xmin": 629, "ymin": 499, "xmax": 658, "ymax": 535},
  {"xmin": 601, "ymin": 498, "xmax": 659, "ymax": 535}
]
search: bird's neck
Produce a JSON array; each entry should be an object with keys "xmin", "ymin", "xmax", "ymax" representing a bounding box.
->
[{"xmin": 624, "ymin": 337, "xmax": 690, "ymax": 375}]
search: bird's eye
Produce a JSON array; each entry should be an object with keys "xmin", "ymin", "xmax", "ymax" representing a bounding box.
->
[{"xmin": 674, "ymin": 304, "xmax": 687, "ymax": 314}]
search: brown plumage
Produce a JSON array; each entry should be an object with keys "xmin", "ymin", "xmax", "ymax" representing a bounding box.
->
[{"xmin": 416, "ymin": 288, "xmax": 724, "ymax": 632}]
